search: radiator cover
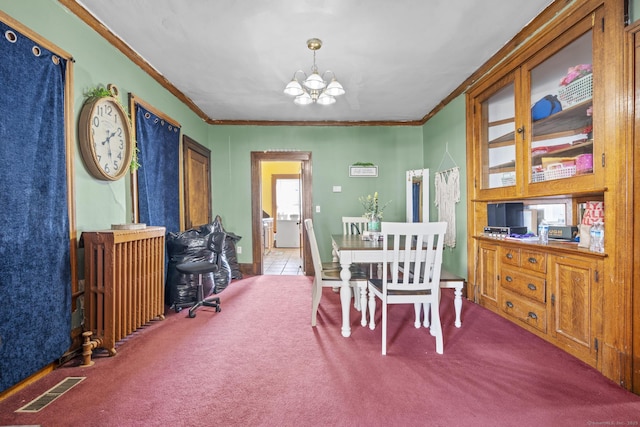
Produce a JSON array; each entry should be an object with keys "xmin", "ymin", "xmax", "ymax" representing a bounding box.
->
[{"xmin": 81, "ymin": 226, "xmax": 166, "ymax": 355}]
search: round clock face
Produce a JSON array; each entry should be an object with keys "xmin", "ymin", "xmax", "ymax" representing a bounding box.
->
[{"xmin": 79, "ymin": 96, "xmax": 133, "ymax": 181}]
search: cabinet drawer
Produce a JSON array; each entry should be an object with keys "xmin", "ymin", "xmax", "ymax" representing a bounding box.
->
[
  {"xmin": 521, "ymin": 249, "xmax": 546, "ymax": 273},
  {"xmin": 499, "ymin": 289, "xmax": 547, "ymax": 333},
  {"xmin": 501, "ymin": 267, "xmax": 546, "ymax": 303},
  {"xmin": 500, "ymin": 247, "xmax": 520, "ymax": 267}
]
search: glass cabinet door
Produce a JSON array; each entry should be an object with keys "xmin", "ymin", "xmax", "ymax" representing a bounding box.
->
[
  {"xmin": 527, "ymin": 30, "xmax": 593, "ymax": 185},
  {"xmin": 479, "ymin": 76, "xmax": 517, "ymax": 192}
]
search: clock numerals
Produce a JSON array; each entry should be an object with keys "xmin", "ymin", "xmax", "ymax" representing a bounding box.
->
[
  {"xmin": 96, "ymin": 103, "xmax": 114, "ymax": 118},
  {"xmin": 103, "ymin": 161, "xmax": 120, "ymax": 174},
  {"xmin": 80, "ymin": 93, "xmax": 131, "ymax": 181}
]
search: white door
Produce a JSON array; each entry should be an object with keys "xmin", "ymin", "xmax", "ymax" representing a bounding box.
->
[{"xmin": 275, "ymin": 177, "xmax": 301, "ymax": 248}]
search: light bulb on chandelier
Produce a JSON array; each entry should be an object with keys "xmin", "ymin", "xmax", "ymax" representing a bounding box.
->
[{"xmin": 284, "ymin": 38, "xmax": 345, "ymax": 106}]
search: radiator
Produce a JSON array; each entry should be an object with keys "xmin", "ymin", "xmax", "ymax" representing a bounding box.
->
[{"xmin": 81, "ymin": 226, "xmax": 166, "ymax": 356}]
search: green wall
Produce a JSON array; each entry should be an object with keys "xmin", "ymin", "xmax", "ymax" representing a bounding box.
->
[
  {"xmin": 422, "ymin": 96, "xmax": 467, "ymax": 278},
  {"xmin": 1, "ymin": 0, "xmax": 470, "ymax": 277},
  {"xmin": 207, "ymin": 125, "xmax": 425, "ymax": 263}
]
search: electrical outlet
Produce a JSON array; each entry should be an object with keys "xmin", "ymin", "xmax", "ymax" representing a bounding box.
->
[
  {"xmin": 316, "ymin": 205, "xmax": 321, "ymax": 213},
  {"xmin": 237, "ymin": 246, "xmax": 242, "ymax": 254}
]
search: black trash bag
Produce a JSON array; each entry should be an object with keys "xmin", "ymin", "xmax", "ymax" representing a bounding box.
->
[
  {"xmin": 209, "ymin": 215, "xmax": 243, "ymax": 280},
  {"xmin": 165, "ymin": 227, "xmax": 231, "ymax": 308}
]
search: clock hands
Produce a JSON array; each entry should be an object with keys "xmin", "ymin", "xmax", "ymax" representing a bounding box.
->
[{"xmin": 102, "ymin": 129, "xmax": 116, "ymax": 145}]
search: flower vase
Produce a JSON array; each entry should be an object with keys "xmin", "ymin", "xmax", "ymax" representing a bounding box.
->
[{"xmin": 368, "ymin": 216, "xmax": 381, "ymax": 232}]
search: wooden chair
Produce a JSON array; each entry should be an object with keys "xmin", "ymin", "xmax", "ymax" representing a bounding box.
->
[
  {"xmin": 304, "ymin": 218, "xmax": 367, "ymax": 327},
  {"xmin": 367, "ymin": 221, "xmax": 447, "ymax": 355}
]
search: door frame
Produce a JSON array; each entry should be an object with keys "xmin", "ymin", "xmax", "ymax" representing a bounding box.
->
[{"xmin": 251, "ymin": 151, "xmax": 312, "ymax": 275}]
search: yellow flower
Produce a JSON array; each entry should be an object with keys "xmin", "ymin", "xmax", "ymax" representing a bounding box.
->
[{"xmin": 359, "ymin": 192, "xmax": 391, "ymax": 220}]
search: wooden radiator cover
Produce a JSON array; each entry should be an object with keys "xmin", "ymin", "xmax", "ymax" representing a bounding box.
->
[{"xmin": 81, "ymin": 226, "xmax": 166, "ymax": 355}]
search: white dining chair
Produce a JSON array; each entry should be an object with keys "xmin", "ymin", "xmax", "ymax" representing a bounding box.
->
[
  {"xmin": 367, "ymin": 221, "xmax": 447, "ymax": 355},
  {"xmin": 304, "ymin": 218, "xmax": 368, "ymax": 327},
  {"xmin": 341, "ymin": 216, "xmax": 376, "ymax": 277},
  {"xmin": 341, "ymin": 216, "xmax": 368, "ymax": 235}
]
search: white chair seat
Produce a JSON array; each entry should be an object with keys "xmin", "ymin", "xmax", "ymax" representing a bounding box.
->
[{"xmin": 369, "ymin": 279, "xmax": 433, "ymax": 296}]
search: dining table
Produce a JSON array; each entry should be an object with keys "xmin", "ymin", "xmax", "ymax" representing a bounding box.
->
[{"xmin": 331, "ymin": 233, "xmax": 465, "ymax": 338}]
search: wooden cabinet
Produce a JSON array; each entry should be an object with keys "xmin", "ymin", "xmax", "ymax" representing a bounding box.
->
[
  {"xmin": 475, "ymin": 238, "xmax": 604, "ymax": 368},
  {"xmin": 548, "ymin": 254, "xmax": 603, "ymax": 365},
  {"xmin": 469, "ymin": 8, "xmax": 605, "ymax": 200},
  {"xmin": 466, "ymin": 0, "xmax": 631, "ymax": 388},
  {"xmin": 498, "ymin": 246, "xmax": 548, "ymax": 333},
  {"xmin": 477, "ymin": 241, "xmax": 499, "ymax": 308}
]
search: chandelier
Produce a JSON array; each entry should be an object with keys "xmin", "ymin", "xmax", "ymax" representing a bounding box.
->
[{"xmin": 283, "ymin": 38, "xmax": 345, "ymax": 106}]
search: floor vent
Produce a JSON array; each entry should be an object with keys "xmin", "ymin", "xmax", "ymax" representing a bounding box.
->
[{"xmin": 16, "ymin": 377, "xmax": 85, "ymax": 413}]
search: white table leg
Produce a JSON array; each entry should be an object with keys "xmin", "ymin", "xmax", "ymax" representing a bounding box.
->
[
  {"xmin": 339, "ymin": 261, "xmax": 352, "ymax": 337},
  {"xmin": 453, "ymin": 285, "xmax": 463, "ymax": 328},
  {"xmin": 368, "ymin": 287, "xmax": 377, "ymax": 330},
  {"xmin": 360, "ymin": 281, "xmax": 368, "ymax": 327}
]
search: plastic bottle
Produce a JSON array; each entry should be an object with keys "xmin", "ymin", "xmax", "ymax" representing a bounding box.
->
[
  {"xmin": 538, "ymin": 220, "xmax": 549, "ymax": 244},
  {"xmin": 590, "ymin": 221, "xmax": 604, "ymax": 253}
]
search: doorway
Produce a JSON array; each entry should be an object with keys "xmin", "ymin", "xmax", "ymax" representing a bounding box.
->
[
  {"xmin": 272, "ymin": 174, "xmax": 301, "ymax": 248},
  {"xmin": 250, "ymin": 151, "xmax": 313, "ymax": 275}
]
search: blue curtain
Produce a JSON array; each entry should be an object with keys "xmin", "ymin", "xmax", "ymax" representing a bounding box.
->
[
  {"xmin": 412, "ymin": 181, "xmax": 421, "ymax": 222},
  {"xmin": 0, "ymin": 21, "xmax": 71, "ymax": 392},
  {"xmin": 135, "ymin": 104, "xmax": 181, "ymax": 233}
]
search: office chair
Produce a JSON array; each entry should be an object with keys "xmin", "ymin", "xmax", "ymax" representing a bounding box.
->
[{"xmin": 175, "ymin": 232, "xmax": 225, "ymax": 318}]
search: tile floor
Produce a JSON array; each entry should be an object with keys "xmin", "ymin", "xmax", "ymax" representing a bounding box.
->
[{"xmin": 263, "ymin": 247, "xmax": 304, "ymax": 275}]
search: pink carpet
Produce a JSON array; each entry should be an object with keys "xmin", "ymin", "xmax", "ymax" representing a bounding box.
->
[{"xmin": 1, "ymin": 275, "xmax": 639, "ymax": 426}]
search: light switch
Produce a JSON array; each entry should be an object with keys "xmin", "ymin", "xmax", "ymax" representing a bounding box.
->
[
  {"xmin": 332, "ymin": 186, "xmax": 342, "ymax": 192},
  {"xmin": 316, "ymin": 205, "xmax": 321, "ymax": 213}
]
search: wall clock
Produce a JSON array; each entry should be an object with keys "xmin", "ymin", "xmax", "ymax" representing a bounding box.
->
[{"xmin": 78, "ymin": 84, "xmax": 133, "ymax": 181}]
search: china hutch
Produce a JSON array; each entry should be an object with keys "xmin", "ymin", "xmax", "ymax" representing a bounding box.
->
[{"xmin": 466, "ymin": 0, "xmax": 634, "ymax": 390}]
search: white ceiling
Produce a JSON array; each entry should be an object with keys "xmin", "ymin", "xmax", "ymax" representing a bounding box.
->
[{"xmin": 72, "ymin": 0, "xmax": 553, "ymax": 124}]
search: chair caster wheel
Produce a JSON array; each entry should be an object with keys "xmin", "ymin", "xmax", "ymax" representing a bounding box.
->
[
  {"xmin": 216, "ymin": 306, "xmax": 221, "ymax": 312},
  {"xmin": 175, "ymin": 306, "xmax": 182, "ymax": 313},
  {"xmin": 188, "ymin": 311, "xmax": 196, "ymax": 318}
]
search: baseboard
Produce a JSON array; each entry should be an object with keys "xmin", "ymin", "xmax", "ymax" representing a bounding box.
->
[{"xmin": 0, "ymin": 362, "xmax": 55, "ymax": 401}]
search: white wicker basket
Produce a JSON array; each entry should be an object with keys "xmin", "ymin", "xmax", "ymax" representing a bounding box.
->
[
  {"xmin": 558, "ymin": 73, "xmax": 592, "ymax": 107},
  {"xmin": 532, "ymin": 163, "xmax": 577, "ymax": 183},
  {"xmin": 501, "ymin": 172, "xmax": 515, "ymax": 186}
]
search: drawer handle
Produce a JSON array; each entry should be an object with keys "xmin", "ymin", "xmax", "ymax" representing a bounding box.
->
[
  {"xmin": 528, "ymin": 312, "xmax": 538, "ymax": 320},
  {"xmin": 528, "ymin": 257, "xmax": 537, "ymax": 264},
  {"xmin": 505, "ymin": 275, "xmax": 513, "ymax": 282},
  {"xmin": 506, "ymin": 301, "xmax": 514, "ymax": 308},
  {"xmin": 506, "ymin": 253, "xmax": 513, "ymax": 259},
  {"xmin": 527, "ymin": 283, "xmax": 537, "ymax": 291}
]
